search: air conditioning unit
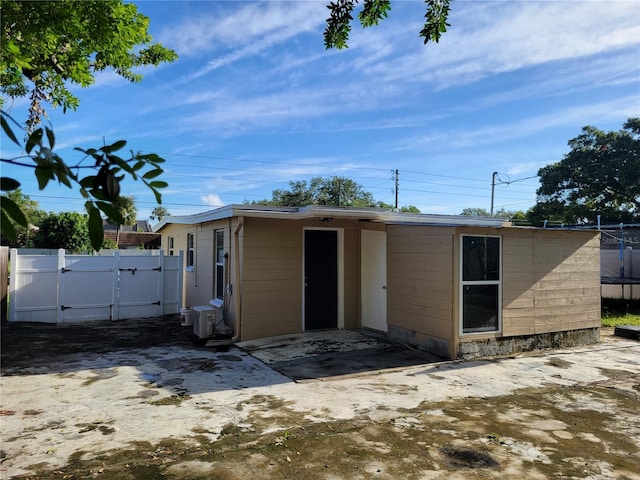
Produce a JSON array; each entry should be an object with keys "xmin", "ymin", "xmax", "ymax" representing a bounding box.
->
[
  {"xmin": 192, "ymin": 305, "xmax": 215, "ymax": 338},
  {"xmin": 209, "ymin": 298, "xmax": 231, "ymax": 335}
]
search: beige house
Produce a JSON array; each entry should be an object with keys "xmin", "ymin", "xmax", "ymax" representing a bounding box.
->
[{"xmin": 154, "ymin": 205, "xmax": 601, "ymax": 359}]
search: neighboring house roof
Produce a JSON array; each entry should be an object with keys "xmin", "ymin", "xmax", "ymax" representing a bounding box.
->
[
  {"xmin": 153, "ymin": 204, "xmax": 511, "ymax": 232},
  {"xmin": 103, "ymin": 220, "xmax": 153, "ymax": 232},
  {"xmin": 104, "ymin": 231, "xmax": 161, "ymax": 249}
]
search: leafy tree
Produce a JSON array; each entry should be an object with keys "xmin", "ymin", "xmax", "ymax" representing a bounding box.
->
[
  {"xmin": 460, "ymin": 207, "xmax": 491, "ymax": 217},
  {"xmin": 115, "ymin": 195, "xmax": 137, "ymax": 227},
  {"xmin": 251, "ymin": 176, "xmax": 421, "ymax": 210},
  {"xmin": 33, "ymin": 211, "xmax": 90, "ymax": 252},
  {"xmin": 101, "ymin": 236, "xmax": 119, "ymax": 250},
  {"xmin": 150, "ymin": 206, "xmax": 170, "ymax": 222},
  {"xmin": 1, "ymin": 0, "xmax": 177, "ymax": 129},
  {"xmin": 324, "ymin": 0, "xmax": 451, "ymax": 49},
  {"xmin": 253, "ymin": 176, "xmax": 376, "ymax": 207},
  {"xmin": 0, "ymin": 0, "xmax": 175, "ymax": 251},
  {"xmin": 460, "ymin": 207, "xmax": 527, "ymax": 220},
  {"xmin": 375, "ymin": 201, "xmax": 421, "ymax": 213},
  {"xmin": 530, "ymin": 118, "xmax": 640, "ymax": 225},
  {"xmin": 0, "ymin": 189, "xmax": 46, "ymax": 247}
]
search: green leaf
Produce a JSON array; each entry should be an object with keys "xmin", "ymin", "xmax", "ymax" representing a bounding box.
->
[
  {"xmin": 87, "ymin": 204, "xmax": 105, "ymax": 252},
  {"xmin": 132, "ymin": 160, "xmax": 146, "ymax": 171},
  {"xmin": 149, "ymin": 181, "xmax": 168, "ymax": 189},
  {"xmin": 0, "ymin": 177, "xmax": 21, "ymax": 192},
  {"xmin": 79, "ymin": 176, "xmax": 97, "ymax": 188},
  {"xmin": 45, "ymin": 126, "xmax": 55, "ymax": 148},
  {"xmin": 1, "ymin": 112, "xmax": 21, "ymax": 146},
  {"xmin": 1, "ymin": 195, "xmax": 29, "ymax": 227},
  {"xmin": 96, "ymin": 201, "xmax": 124, "ymax": 224},
  {"xmin": 0, "ymin": 210, "xmax": 18, "ymax": 242},
  {"xmin": 25, "ymin": 128, "xmax": 44, "ymax": 154},
  {"xmin": 35, "ymin": 166, "xmax": 54, "ymax": 189},
  {"xmin": 101, "ymin": 140, "xmax": 127, "ymax": 153},
  {"xmin": 142, "ymin": 168, "xmax": 163, "ymax": 180}
]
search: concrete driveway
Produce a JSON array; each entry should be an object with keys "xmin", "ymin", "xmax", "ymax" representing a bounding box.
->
[{"xmin": 1, "ymin": 317, "xmax": 639, "ymax": 479}]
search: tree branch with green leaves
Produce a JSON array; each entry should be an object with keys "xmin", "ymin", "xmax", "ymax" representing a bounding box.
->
[
  {"xmin": 324, "ymin": 0, "xmax": 451, "ymax": 49},
  {"xmin": 1, "ymin": 110, "xmax": 167, "ymax": 251}
]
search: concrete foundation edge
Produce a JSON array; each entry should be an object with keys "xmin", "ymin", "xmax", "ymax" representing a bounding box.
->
[
  {"xmin": 388, "ymin": 325, "xmax": 450, "ymax": 359},
  {"xmin": 388, "ymin": 325, "xmax": 600, "ymax": 361},
  {"xmin": 456, "ymin": 327, "xmax": 600, "ymax": 360}
]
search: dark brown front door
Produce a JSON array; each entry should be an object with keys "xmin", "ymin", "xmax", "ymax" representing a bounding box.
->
[{"xmin": 304, "ymin": 230, "xmax": 338, "ymax": 330}]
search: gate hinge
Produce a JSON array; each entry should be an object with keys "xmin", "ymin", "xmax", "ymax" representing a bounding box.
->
[{"xmin": 153, "ymin": 266, "xmax": 162, "ymax": 272}]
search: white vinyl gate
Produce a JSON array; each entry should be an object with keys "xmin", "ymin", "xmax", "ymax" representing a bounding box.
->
[{"xmin": 9, "ymin": 249, "xmax": 183, "ymax": 323}]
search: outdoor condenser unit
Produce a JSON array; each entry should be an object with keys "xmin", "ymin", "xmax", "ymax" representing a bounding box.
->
[{"xmin": 192, "ymin": 305, "xmax": 215, "ymax": 338}]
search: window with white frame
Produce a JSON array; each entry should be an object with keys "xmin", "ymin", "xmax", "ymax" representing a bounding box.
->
[
  {"xmin": 187, "ymin": 233, "xmax": 195, "ymax": 268},
  {"xmin": 461, "ymin": 235, "xmax": 501, "ymax": 334},
  {"xmin": 168, "ymin": 236, "xmax": 174, "ymax": 256},
  {"xmin": 215, "ymin": 230, "xmax": 224, "ymax": 299}
]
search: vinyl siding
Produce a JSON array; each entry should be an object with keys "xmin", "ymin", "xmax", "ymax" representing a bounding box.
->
[
  {"xmin": 387, "ymin": 225, "xmax": 455, "ymax": 345},
  {"xmin": 501, "ymin": 229, "xmax": 601, "ymax": 336}
]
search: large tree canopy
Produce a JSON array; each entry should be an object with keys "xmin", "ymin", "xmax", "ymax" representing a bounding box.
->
[
  {"xmin": 250, "ymin": 175, "xmax": 420, "ymax": 212},
  {"xmin": 254, "ymin": 176, "xmax": 376, "ymax": 207},
  {"xmin": 324, "ymin": 0, "xmax": 451, "ymax": 49},
  {"xmin": 0, "ymin": 0, "xmax": 177, "ymax": 128},
  {"xmin": 531, "ymin": 118, "xmax": 640, "ymax": 225}
]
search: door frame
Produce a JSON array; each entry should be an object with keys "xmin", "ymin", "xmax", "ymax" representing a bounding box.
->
[{"xmin": 302, "ymin": 227, "xmax": 344, "ymax": 331}]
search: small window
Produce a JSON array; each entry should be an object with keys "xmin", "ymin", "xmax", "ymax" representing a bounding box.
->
[
  {"xmin": 187, "ymin": 233, "xmax": 195, "ymax": 268},
  {"xmin": 168, "ymin": 237, "xmax": 174, "ymax": 256},
  {"xmin": 215, "ymin": 230, "xmax": 224, "ymax": 299},
  {"xmin": 461, "ymin": 235, "xmax": 501, "ymax": 334}
]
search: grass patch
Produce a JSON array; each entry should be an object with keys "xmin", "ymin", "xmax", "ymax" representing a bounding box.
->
[{"xmin": 602, "ymin": 314, "xmax": 640, "ymax": 327}]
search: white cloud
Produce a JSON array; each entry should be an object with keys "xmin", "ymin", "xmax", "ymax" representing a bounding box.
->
[
  {"xmin": 201, "ymin": 193, "xmax": 225, "ymax": 207},
  {"xmin": 159, "ymin": 1, "xmax": 326, "ymax": 57},
  {"xmin": 359, "ymin": 0, "xmax": 640, "ymax": 88}
]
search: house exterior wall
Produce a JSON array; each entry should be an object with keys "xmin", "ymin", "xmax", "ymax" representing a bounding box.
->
[
  {"xmin": 160, "ymin": 220, "xmax": 239, "ymax": 323},
  {"xmin": 386, "ymin": 225, "xmax": 456, "ymax": 358},
  {"xmin": 455, "ymin": 227, "xmax": 601, "ymax": 359},
  {"xmin": 500, "ymin": 228, "xmax": 601, "ymax": 335},
  {"xmin": 237, "ymin": 217, "xmax": 362, "ymax": 340},
  {"xmin": 160, "ymin": 210, "xmax": 601, "ymax": 360},
  {"xmin": 386, "ymin": 225, "xmax": 600, "ymax": 360}
]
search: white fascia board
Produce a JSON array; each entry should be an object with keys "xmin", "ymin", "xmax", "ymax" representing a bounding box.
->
[{"xmin": 153, "ymin": 204, "xmax": 511, "ymax": 231}]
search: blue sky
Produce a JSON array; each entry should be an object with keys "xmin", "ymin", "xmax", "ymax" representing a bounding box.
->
[{"xmin": 2, "ymin": 0, "xmax": 639, "ymax": 222}]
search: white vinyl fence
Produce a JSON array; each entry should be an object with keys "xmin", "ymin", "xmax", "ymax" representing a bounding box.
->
[{"xmin": 9, "ymin": 249, "xmax": 183, "ymax": 323}]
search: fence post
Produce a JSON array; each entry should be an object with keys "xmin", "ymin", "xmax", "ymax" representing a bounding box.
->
[
  {"xmin": 56, "ymin": 249, "xmax": 65, "ymax": 322},
  {"xmin": 9, "ymin": 249, "xmax": 18, "ymax": 322},
  {"xmin": 158, "ymin": 249, "xmax": 165, "ymax": 316},
  {"xmin": 1, "ymin": 247, "xmax": 9, "ymax": 323},
  {"xmin": 112, "ymin": 250, "xmax": 120, "ymax": 321},
  {"xmin": 177, "ymin": 251, "xmax": 184, "ymax": 310}
]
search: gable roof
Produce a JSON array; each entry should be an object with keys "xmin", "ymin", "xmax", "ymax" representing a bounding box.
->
[{"xmin": 153, "ymin": 204, "xmax": 511, "ymax": 232}]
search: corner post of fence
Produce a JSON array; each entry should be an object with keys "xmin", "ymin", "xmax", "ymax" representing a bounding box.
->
[
  {"xmin": 112, "ymin": 250, "xmax": 120, "ymax": 321},
  {"xmin": 8, "ymin": 249, "xmax": 18, "ymax": 322},
  {"xmin": 56, "ymin": 249, "xmax": 65, "ymax": 323},
  {"xmin": 158, "ymin": 249, "xmax": 165, "ymax": 316}
]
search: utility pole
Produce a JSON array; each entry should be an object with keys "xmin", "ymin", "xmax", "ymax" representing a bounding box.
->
[
  {"xmin": 490, "ymin": 171, "xmax": 497, "ymax": 217},
  {"xmin": 394, "ymin": 169, "xmax": 399, "ymax": 209}
]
